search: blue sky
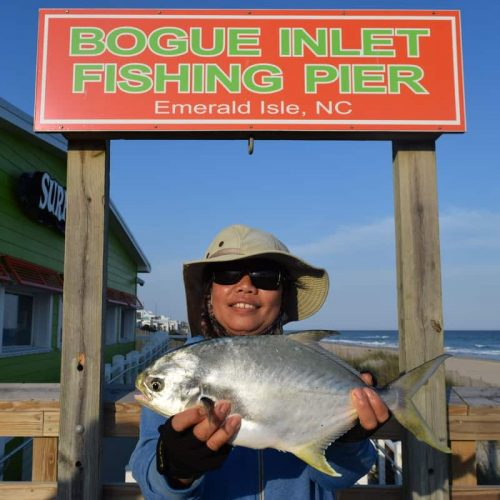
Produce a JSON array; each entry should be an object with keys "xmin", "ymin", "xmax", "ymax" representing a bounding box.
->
[{"xmin": 1, "ymin": 1, "xmax": 498, "ymax": 330}]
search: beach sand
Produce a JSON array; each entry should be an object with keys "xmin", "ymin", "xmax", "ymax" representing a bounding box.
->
[{"xmin": 319, "ymin": 341, "xmax": 500, "ymax": 388}]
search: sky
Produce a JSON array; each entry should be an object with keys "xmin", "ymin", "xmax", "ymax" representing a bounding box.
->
[{"xmin": 1, "ymin": 1, "xmax": 498, "ymax": 330}]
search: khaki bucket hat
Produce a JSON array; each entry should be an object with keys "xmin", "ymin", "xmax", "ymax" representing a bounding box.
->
[{"xmin": 183, "ymin": 224, "xmax": 329, "ymax": 333}]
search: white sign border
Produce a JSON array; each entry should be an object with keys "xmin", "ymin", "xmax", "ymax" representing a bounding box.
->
[{"xmin": 37, "ymin": 12, "xmax": 464, "ymax": 129}]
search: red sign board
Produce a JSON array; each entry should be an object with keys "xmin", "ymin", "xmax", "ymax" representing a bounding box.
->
[{"xmin": 34, "ymin": 9, "xmax": 465, "ymax": 133}]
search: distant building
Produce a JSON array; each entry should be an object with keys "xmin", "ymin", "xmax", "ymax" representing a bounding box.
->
[
  {"xmin": 136, "ymin": 309, "xmax": 186, "ymax": 333},
  {"xmin": 0, "ymin": 97, "xmax": 151, "ymax": 381}
]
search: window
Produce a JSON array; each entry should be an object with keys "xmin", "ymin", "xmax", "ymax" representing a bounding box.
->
[
  {"xmin": 105, "ymin": 304, "xmax": 119, "ymax": 345},
  {"xmin": 0, "ymin": 286, "xmax": 54, "ymax": 355},
  {"xmin": 120, "ymin": 309, "xmax": 135, "ymax": 342},
  {"xmin": 3, "ymin": 293, "xmax": 33, "ymax": 348}
]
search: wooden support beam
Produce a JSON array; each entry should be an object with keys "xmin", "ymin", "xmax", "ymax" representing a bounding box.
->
[
  {"xmin": 392, "ymin": 140, "xmax": 450, "ymax": 499},
  {"xmin": 57, "ymin": 141, "xmax": 110, "ymax": 500},
  {"xmin": 32, "ymin": 437, "xmax": 58, "ymax": 481},
  {"xmin": 451, "ymin": 441, "xmax": 477, "ymax": 486}
]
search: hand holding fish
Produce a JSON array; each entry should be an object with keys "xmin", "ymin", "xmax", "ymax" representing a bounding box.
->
[
  {"xmin": 353, "ymin": 373, "xmax": 390, "ymax": 431},
  {"xmin": 174, "ymin": 400, "xmax": 241, "ymax": 452},
  {"xmin": 156, "ymin": 401, "xmax": 241, "ymax": 488}
]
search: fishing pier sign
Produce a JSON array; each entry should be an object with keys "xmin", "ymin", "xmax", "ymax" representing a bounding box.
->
[{"xmin": 34, "ymin": 9, "xmax": 465, "ymax": 133}]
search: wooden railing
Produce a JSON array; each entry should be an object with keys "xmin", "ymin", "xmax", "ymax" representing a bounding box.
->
[{"xmin": 0, "ymin": 385, "xmax": 499, "ymax": 499}]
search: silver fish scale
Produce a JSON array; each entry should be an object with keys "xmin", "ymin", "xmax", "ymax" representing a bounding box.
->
[{"xmin": 183, "ymin": 335, "xmax": 363, "ymax": 449}]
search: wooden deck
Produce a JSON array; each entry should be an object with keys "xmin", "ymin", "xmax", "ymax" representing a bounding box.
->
[{"xmin": 0, "ymin": 384, "xmax": 499, "ymax": 499}]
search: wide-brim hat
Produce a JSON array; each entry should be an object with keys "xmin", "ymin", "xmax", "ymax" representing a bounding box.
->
[{"xmin": 183, "ymin": 224, "xmax": 329, "ymax": 333}]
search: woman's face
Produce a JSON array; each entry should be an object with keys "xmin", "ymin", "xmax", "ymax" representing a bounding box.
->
[{"xmin": 210, "ymin": 266, "xmax": 283, "ymax": 336}]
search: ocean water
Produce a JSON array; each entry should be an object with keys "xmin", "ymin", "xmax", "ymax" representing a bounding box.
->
[{"xmin": 322, "ymin": 330, "xmax": 500, "ymax": 361}]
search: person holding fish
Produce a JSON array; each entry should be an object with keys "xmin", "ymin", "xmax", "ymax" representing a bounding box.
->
[{"xmin": 130, "ymin": 224, "xmax": 392, "ymax": 499}]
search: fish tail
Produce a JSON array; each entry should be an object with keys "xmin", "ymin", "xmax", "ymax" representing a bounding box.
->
[{"xmin": 380, "ymin": 354, "xmax": 451, "ymax": 454}]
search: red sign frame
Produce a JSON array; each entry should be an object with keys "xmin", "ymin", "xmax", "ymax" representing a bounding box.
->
[{"xmin": 34, "ymin": 9, "xmax": 465, "ymax": 133}]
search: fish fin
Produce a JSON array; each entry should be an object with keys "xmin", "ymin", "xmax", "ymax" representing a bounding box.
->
[
  {"xmin": 287, "ymin": 330, "xmax": 340, "ymax": 344},
  {"xmin": 391, "ymin": 399, "xmax": 451, "ymax": 454},
  {"xmin": 200, "ymin": 396, "xmax": 215, "ymax": 424},
  {"xmin": 288, "ymin": 333, "xmax": 363, "ymax": 379},
  {"xmin": 291, "ymin": 418, "xmax": 356, "ymax": 477},
  {"xmin": 292, "ymin": 441, "xmax": 341, "ymax": 477},
  {"xmin": 381, "ymin": 354, "xmax": 452, "ymax": 453}
]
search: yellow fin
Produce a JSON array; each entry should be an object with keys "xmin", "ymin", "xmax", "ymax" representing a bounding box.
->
[{"xmin": 292, "ymin": 444, "xmax": 340, "ymax": 476}]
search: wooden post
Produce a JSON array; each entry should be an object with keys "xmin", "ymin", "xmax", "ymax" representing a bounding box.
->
[
  {"xmin": 392, "ymin": 140, "xmax": 450, "ymax": 499},
  {"xmin": 57, "ymin": 141, "xmax": 110, "ymax": 499}
]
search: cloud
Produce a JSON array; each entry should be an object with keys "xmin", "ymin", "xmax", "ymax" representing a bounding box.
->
[
  {"xmin": 291, "ymin": 217, "xmax": 394, "ymax": 258},
  {"xmin": 292, "ymin": 208, "xmax": 500, "ymax": 261},
  {"xmin": 290, "ymin": 208, "xmax": 500, "ymax": 329},
  {"xmin": 440, "ymin": 207, "xmax": 500, "ymax": 251}
]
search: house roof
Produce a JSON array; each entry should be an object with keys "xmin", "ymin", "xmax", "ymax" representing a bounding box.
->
[{"xmin": 0, "ymin": 97, "xmax": 151, "ymax": 273}]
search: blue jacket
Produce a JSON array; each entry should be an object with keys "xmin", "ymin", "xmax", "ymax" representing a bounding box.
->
[
  {"xmin": 129, "ymin": 335, "xmax": 376, "ymax": 499},
  {"xmin": 130, "ymin": 407, "xmax": 376, "ymax": 500}
]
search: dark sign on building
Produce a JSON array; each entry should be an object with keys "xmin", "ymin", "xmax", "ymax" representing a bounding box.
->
[{"xmin": 17, "ymin": 171, "xmax": 66, "ymax": 233}]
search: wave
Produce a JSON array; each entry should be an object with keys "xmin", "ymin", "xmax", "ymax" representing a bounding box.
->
[
  {"xmin": 322, "ymin": 331, "xmax": 500, "ymax": 361},
  {"xmin": 326, "ymin": 338, "xmax": 398, "ymax": 349},
  {"xmin": 325, "ymin": 339, "xmax": 500, "ymax": 361},
  {"xmin": 444, "ymin": 346, "xmax": 500, "ymax": 360}
]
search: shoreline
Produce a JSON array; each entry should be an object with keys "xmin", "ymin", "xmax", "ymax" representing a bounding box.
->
[
  {"xmin": 324, "ymin": 340, "xmax": 500, "ymax": 361},
  {"xmin": 320, "ymin": 341, "xmax": 500, "ymax": 388}
]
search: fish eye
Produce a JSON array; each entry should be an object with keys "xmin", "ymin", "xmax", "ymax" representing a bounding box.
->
[{"xmin": 150, "ymin": 377, "xmax": 164, "ymax": 392}]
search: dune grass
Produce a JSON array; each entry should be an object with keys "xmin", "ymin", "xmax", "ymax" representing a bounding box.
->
[
  {"xmin": 338, "ymin": 349, "xmax": 400, "ymax": 387},
  {"xmin": 325, "ymin": 345, "xmax": 455, "ymax": 388}
]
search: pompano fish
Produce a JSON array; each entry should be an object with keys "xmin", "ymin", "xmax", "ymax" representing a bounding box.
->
[{"xmin": 135, "ymin": 331, "xmax": 451, "ymax": 476}]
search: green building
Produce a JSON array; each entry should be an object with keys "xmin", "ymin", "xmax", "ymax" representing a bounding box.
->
[{"xmin": 0, "ymin": 97, "xmax": 151, "ymax": 382}]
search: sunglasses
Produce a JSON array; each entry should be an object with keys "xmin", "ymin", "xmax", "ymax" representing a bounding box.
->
[{"xmin": 212, "ymin": 268, "xmax": 283, "ymax": 290}]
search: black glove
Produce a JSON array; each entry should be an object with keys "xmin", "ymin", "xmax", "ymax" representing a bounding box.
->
[
  {"xmin": 156, "ymin": 418, "xmax": 232, "ymax": 484},
  {"xmin": 337, "ymin": 421, "xmax": 381, "ymax": 442}
]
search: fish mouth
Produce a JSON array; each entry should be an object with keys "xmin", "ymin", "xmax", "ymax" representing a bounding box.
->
[
  {"xmin": 135, "ymin": 371, "xmax": 144, "ymax": 390},
  {"xmin": 134, "ymin": 371, "xmax": 152, "ymax": 401},
  {"xmin": 134, "ymin": 393, "xmax": 149, "ymax": 403}
]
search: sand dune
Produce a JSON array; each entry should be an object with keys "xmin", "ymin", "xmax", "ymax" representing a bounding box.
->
[{"xmin": 320, "ymin": 342, "xmax": 499, "ymax": 388}]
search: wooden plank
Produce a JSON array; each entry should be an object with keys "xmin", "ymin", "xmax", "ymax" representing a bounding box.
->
[
  {"xmin": 392, "ymin": 140, "xmax": 450, "ymax": 499},
  {"xmin": 0, "ymin": 482, "xmax": 57, "ymax": 500},
  {"xmin": 451, "ymin": 441, "xmax": 476, "ymax": 486},
  {"xmin": 0, "ymin": 483, "xmax": 498, "ymax": 500},
  {"xmin": 0, "ymin": 411, "xmax": 43, "ymax": 436},
  {"xmin": 451, "ymin": 486, "xmax": 500, "ymax": 499},
  {"xmin": 453, "ymin": 387, "xmax": 500, "ymax": 400},
  {"xmin": 104, "ymin": 402, "xmax": 141, "ymax": 437},
  {"xmin": 1, "ymin": 386, "xmax": 498, "ymax": 438},
  {"xmin": 338, "ymin": 486, "xmax": 402, "ymax": 499},
  {"xmin": 102, "ymin": 483, "xmax": 143, "ymax": 499},
  {"xmin": 458, "ymin": 392, "xmax": 500, "ymax": 415},
  {"xmin": 448, "ymin": 388, "xmax": 469, "ymax": 416},
  {"xmin": 449, "ymin": 414, "xmax": 500, "ymax": 441},
  {"xmin": 57, "ymin": 140, "xmax": 110, "ymax": 500},
  {"xmin": 0, "ymin": 383, "xmax": 60, "ymax": 411},
  {"xmin": 43, "ymin": 412, "xmax": 59, "ymax": 436},
  {"xmin": 32, "ymin": 437, "xmax": 58, "ymax": 481},
  {"xmin": 0, "ymin": 483, "xmax": 143, "ymax": 500},
  {"xmin": 103, "ymin": 384, "xmax": 141, "ymax": 436}
]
